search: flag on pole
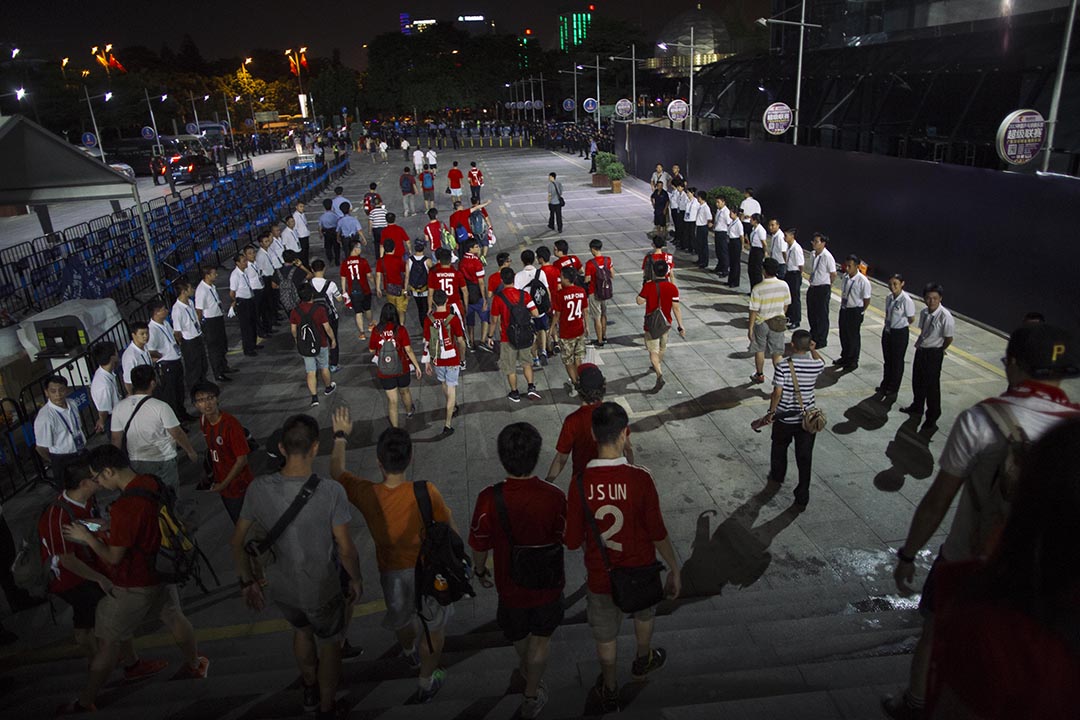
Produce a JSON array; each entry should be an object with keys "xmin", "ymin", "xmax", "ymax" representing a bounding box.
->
[
  {"xmin": 108, "ymin": 54, "xmax": 127, "ymax": 73},
  {"xmin": 289, "ymin": 54, "xmax": 299, "ymax": 76},
  {"xmin": 299, "ymin": 51, "xmax": 308, "ymax": 70}
]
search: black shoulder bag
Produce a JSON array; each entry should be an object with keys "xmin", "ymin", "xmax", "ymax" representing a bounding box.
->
[
  {"xmin": 492, "ymin": 483, "xmax": 564, "ymax": 590},
  {"xmin": 244, "ymin": 474, "xmax": 321, "ymax": 569},
  {"xmin": 575, "ymin": 472, "xmax": 665, "ymax": 613}
]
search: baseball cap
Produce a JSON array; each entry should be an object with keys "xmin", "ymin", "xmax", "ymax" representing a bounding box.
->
[
  {"xmin": 577, "ymin": 364, "xmax": 605, "ymax": 391},
  {"xmin": 1006, "ymin": 324, "xmax": 1080, "ymax": 378}
]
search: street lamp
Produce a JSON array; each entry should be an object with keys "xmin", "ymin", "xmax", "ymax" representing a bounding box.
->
[
  {"xmin": 609, "ymin": 44, "xmax": 642, "ymax": 122},
  {"xmin": 657, "ymin": 27, "xmax": 703, "ymax": 132},
  {"xmin": 80, "ymin": 87, "xmax": 112, "ymax": 164},
  {"xmin": 143, "ymin": 89, "xmax": 164, "ymax": 153},
  {"xmin": 284, "ymin": 47, "xmax": 308, "ymax": 118},
  {"xmin": 756, "ymin": 2, "xmax": 823, "ymax": 145},
  {"xmin": 11, "ymin": 48, "xmax": 19, "ymax": 60},
  {"xmin": 576, "ymin": 56, "xmax": 606, "ymax": 130}
]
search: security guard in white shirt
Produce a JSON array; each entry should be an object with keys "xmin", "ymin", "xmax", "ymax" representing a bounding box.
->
[
  {"xmin": 230, "ymin": 252, "xmax": 258, "ymax": 356},
  {"xmin": 89, "ymin": 341, "xmax": 121, "ymax": 435},
  {"xmin": 726, "ymin": 208, "xmax": 744, "ymax": 288},
  {"xmin": 171, "ymin": 278, "xmax": 209, "ymax": 393},
  {"xmin": 33, "ymin": 375, "xmax": 87, "ymax": 488},
  {"xmin": 766, "ymin": 219, "xmax": 787, "ymax": 280},
  {"xmin": 681, "ymin": 187, "xmax": 699, "ymax": 253},
  {"xmin": 879, "ymin": 274, "xmax": 917, "ymax": 395},
  {"xmin": 292, "ymin": 202, "xmax": 311, "ymax": 265},
  {"xmin": 255, "ymin": 233, "xmax": 279, "ymax": 335},
  {"xmin": 837, "ymin": 254, "xmax": 872, "ymax": 371},
  {"xmin": 195, "ymin": 266, "xmax": 231, "ymax": 382},
  {"xmin": 784, "ymin": 230, "xmax": 806, "ymax": 328},
  {"xmin": 120, "ymin": 322, "xmax": 155, "ymax": 395},
  {"xmin": 148, "ymin": 299, "xmax": 192, "ymax": 421},
  {"xmin": 747, "ymin": 214, "xmax": 768, "ymax": 290},
  {"xmin": 807, "ymin": 233, "xmax": 838, "ymax": 348},
  {"xmin": 281, "ymin": 217, "xmax": 302, "ymax": 256}
]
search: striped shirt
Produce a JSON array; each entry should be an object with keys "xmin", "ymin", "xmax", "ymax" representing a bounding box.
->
[
  {"xmin": 773, "ymin": 355, "xmax": 825, "ymax": 423},
  {"xmin": 369, "ymin": 206, "xmax": 388, "ymax": 229},
  {"xmin": 749, "ymin": 277, "xmax": 791, "ymax": 324}
]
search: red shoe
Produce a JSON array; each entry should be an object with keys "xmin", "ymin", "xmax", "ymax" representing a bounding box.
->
[
  {"xmin": 55, "ymin": 700, "xmax": 97, "ymax": 715},
  {"xmin": 172, "ymin": 655, "xmax": 209, "ymax": 680},
  {"xmin": 123, "ymin": 658, "xmax": 169, "ymax": 681}
]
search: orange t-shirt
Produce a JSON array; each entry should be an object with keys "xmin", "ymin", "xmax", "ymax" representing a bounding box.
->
[{"xmin": 335, "ymin": 473, "xmax": 451, "ymax": 572}]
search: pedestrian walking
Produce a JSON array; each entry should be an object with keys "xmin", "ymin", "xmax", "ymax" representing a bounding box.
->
[
  {"xmin": 488, "ymin": 267, "xmax": 542, "ymax": 402},
  {"xmin": 191, "ymin": 381, "xmax": 254, "ymax": 522},
  {"xmin": 369, "ymin": 303, "xmax": 423, "ymax": 428},
  {"xmin": 546, "ymin": 172, "xmax": 564, "ymax": 233},
  {"xmin": 636, "ymin": 261, "xmax": 685, "ymax": 391},
  {"xmin": 423, "ymin": 290, "xmax": 466, "ymax": 436},
  {"xmin": 290, "ymin": 285, "xmax": 338, "ymax": 408},
  {"xmin": 399, "ymin": 168, "xmax": 419, "ymax": 217},
  {"xmin": 748, "ymin": 259, "xmax": 791, "ymax": 384}
]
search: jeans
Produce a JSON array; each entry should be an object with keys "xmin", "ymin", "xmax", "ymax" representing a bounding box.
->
[
  {"xmin": 769, "ymin": 421, "xmax": 815, "ymax": 504},
  {"xmin": 807, "ymin": 285, "xmax": 831, "ymax": 348},
  {"xmin": 547, "ymin": 203, "xmax": 563, "ymax": 232},
  {"xmin": 402, "ymin": 193, "xmax": 417, "ymax": 216},
  {"xmin": 837, "ymin": 307, "xmax": 864, "ymax": 366}
]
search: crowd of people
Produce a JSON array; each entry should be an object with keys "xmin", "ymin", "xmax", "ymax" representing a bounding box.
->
[{"xmin": 4, "ymin": 148, "xmax": 1078, "ymax": 720}]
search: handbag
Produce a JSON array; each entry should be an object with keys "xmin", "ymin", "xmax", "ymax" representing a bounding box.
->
[
  {"xmin": 576, "ymin": 472, "xmax": 664, "ymax": 613},
  {"xmin": 553, "ymin": 182, "xmax": 566, "ymax": 207},
  {"xmin": 765, "ymin": 315, "xmax": 788, "ymax": 333},
  {"xmin": 493, "ymin": 484, "xmax": 564, "ymax": 590},
  {"xmin": 789, "ymin": 359, "xmax": 827, "ymax": 433}
]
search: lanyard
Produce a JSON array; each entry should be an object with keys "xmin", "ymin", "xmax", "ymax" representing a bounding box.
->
[{"xmin": 52, "ymin": 404, "xmax": 84, "ymax": 449}]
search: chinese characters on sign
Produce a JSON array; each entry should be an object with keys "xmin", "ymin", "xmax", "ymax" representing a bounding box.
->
[
  {"xmin": 762, "ymin": 102, "xmax": 793, "ymax": 136},
  {"xmin": 995, "ymin": 109, "xmax": 1046, "ymax": 166}
]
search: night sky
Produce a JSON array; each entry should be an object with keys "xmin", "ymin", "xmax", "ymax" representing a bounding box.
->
[{"xmin": 8, "ymin": 1, "xmax": 756, "ymax": 68}]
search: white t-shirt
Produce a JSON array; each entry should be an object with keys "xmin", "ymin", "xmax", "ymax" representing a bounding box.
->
[
  {"xmin": 195, "ymin": 281, "xmax": 224, "ymax": 319},
  {"xmin": 514, "ymin": 265, "xmax": 549, "ymax": 292},
  {"xmin": 147, "ymin": 319, "xmax": 181, "ymax": 362},
  {"xmin": 34, "ymin": 401, "xmax": 85, "ymax": 454},
  {"xmin": 230, "ymin": 267, "xmax": 254, "ymax": 299},
  {"xmin": 121, "ymin": 342, "xmax": 153, "ymax": 385},
  {"xmin": 741, "ymin": 196, "xmax": 762, "ymax": 218},
  {"xmin": 110, "ymin": 395, "xmax": 180, "ymax": 462},
  {"xmin": 768, "ymin": 230, "xmax": 786, "ymax": 264},
  {"xmin": 426, "ymin": 150, "xmax": 437, "ymax": 165},
  {"xmin": 91, "ymin": 367, "xmax": 121, "ymax": 415}
]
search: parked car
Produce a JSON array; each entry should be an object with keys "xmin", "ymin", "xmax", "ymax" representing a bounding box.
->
[{"xmin": 169, "ymin": 154, "xmax": 219, "ymax": 184}]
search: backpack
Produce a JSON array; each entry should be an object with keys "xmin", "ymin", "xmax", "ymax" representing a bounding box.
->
[
  {"xmin": 497, "ymin": 289, "xmax": 536, "ymax": 350},
  {"xmin": 408, "ymin": 257, "xmax": 429, "ymax": 291},
  {"xmin": 440, "ymin": 225, "xmax": 457, "ymax": 252},
  {"xmin": 970, "ymin": 402, "xmax": 1031, "ymax": 555},
  {"xmin": 593, "ymin": 257, "xmax": 613, "ymax": 300},
  {"xmin": 122, "ymin": 477, "xmax": 218, "ymax": 592},
  {"xmin": 421, "ymin": 172, "xmax": 434, "ymax": 190},
  {"xmin": 526, "ymin": 270, "xmax": 551, "ymax": 315},
  {"xmin": 644, "ymin": 280, "xmax": 672, "ymax": 339},
  {"xmin": 12, "ymin": 497, "xmax": 76, "ymax": 596},
  {"xmin": 454, "ymin": 224, "xmax": 470, "ymax": 246},
  {"xmin": 377, "ymin": 329, "xmax": 403, "ymax": 375},
  {"xmin": 643, "ymin": 253, "xmax": 658, "ymax": 282},
  {"xmin": 294, "ymin": 305, "xmax": 320, "ymax": 357},
  {"xmin": 413, "ymin": 481, "xmax": 474, "ymax": 649},
  {"xmin": 363, "ymin": 192, "xmax": 381, "ymax": 215},
  {"xmin": 310, "ymin": 279, "xmax": 338, "ymax": 320},
  {"xmin": 399, "ymin": 175, "xmax": 413, "ymax": 194},
  {"xmin": 468, "ymin": 210, "xmax": 488, "ymax": 239}
]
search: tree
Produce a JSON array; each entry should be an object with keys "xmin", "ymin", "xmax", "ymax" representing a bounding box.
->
[
  {"xmin": 176, "ymin": 35, "xmax": 207, "ymax": 75},
  {"xmin": 309, "ymin": 61, "xmax": 360, "ymax": 124}
]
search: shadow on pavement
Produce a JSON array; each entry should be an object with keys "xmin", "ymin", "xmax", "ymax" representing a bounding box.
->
[
  {"xmin": 873, "ymin": 417, "xmax": 936, "ymax": 491},
  {"xmin": 629, "ymin": 384, "xmax": 769, "ymax": 433},
  {"xmin": 832, "ymin": 394, "xmax": 894, "ymax": 435}
]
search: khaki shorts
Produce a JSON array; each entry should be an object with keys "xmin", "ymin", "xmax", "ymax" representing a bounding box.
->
[
  {"xmin": 95, "ymin": 584, "xmax": 183, "ymax": 642},
  {"xmin": 644, "ymin": 331, "xmax": 669, "ymax": 355},
  {"xmin": 386, "ymin": 293, "xmax": 409, "ymax": 314},
  {"xmin": 589, "ymin": 296, "xmax": 607, "ymax": 319},
  {"xmin": 585, "ymin": 589, "xmax": 657, "ymax": 643},
  {"xmin": 560, "ymin": 335, "xmax": 586, "ymax": 366},
  {"xmin": 499, "ymin": 342, "xmax": 534, "ymax": 375},
  {"xmin": 750, "ymin": 320, "xmax": 785, "ymax": 356}
]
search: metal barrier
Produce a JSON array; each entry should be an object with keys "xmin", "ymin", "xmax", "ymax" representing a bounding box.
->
[{"xmin": 0, "ymin": 396, "xmax": 44, "ymax": 501}]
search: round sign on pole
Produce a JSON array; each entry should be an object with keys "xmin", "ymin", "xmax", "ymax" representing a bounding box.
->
[
  {"xmin": 140, "ymin": 126, "xmax": 157, "ymax": 140},
  {"xmin": 244, "ymin": 118, "xmax": 254, "ymax": 127},
  {"xmin": 562, "ymin": 98, "xmax": 575, "ymax": 112},
  {"xmin": 81, "ymin": 132, "xmax": 97, "ymax": 148},
  {"xmin": 516, "ymin": 101, "xmax": 526, "ymax": 110},
  {"xmin": 504, "ymin": 101, "xmax": 512, "ymax": 109},
  {"xmin": 996, "ymin": 109, "xmax": 1046, "ymax": 166},
  {"xmin": 666, "ymin": 99, "xmax": 689, "ymax": 123},
  {"xmin": 185, "ymin": 122, "xmax": 199, "ymax": 135},
  {"xmin": 614, "ymin": 98, "xmax": 634, "ymax": 119},
  {"xmin": 762, "ymin": 102, "xmax": 794, "ymax": 136},
  {"xmin": 582, "ymin": 97, "xmax": 598, "ymax": 113},
  {"xmin": 523, "ymin": 100, "xmax": 534, "ymax": 110}
]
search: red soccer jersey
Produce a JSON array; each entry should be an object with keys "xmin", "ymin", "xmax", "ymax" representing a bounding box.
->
[
  {"xmin": 368, "ymin": 324, "xmax": 412, "ymax": 378},
  {"xmin": 199, "ymin": 412, "xmax": 254, "ymax": 500},
  {"xmin": 376, "ymin": 254, "xmax": 407, "ymax": 288},
  {"xmin": 381, "ymin": 224, "xmax": 410, "ymax": 258},
  {"xmin": 585, "ymin": 256, "xmax": 613, "ymax": 296},
  {"xmin": 458, "ymin": 253, "xmax": 486, "ymax": 292},
  {"xmin": 489, "ymin": 273, "xmax": 507, "ymax": 296},
  {"xmin": 428, "ymin": 265, "xmax": 466, "ymax": 311},
  {"xmin": 540, "ymin": 263, "xmax": 561, "ymax": 292},
  {"xmin": 38, "ymin": 494, "xmax": 101, "ymax": 594},
  {"xmin": 447, "ymin": 168, "xmax": 464, "ymax": 189},
  {"xmin": 424, "ymin": 221, "xmax": 449, "ymax": 251},
  {"xmin": 565, "ymin": 459, "xmax": 669, "ymax": 595},
  {"xmin": 449, "ymin": 209, "xmax": 471, "ymax": 231},
  {"xmin": 290, "ymin": 303, "xmax": 330, "ymax": 347},
  {"xmin": 555, "ymin": 404, "xmax": 600, "ymax": 479},
  {"xmin": 554, "ymin": 255, "xmax": 582, "ymax": 275},
  {"xmin": 468, "ymin": 477, "xmax": 567, "ymax": 608},
  {"xmin": 642, "ymin": 251, "xmax": 675, "ymax": 275},
  {"xmin": 340, "ymin": 257, "xmax": 372, "ymax": 294},
  {"xmin": 467, "ymin": 167, "xmax": 484, "ymax": 187},
  {"xmin": 423, "ymin": 310, "xmax": 465, "ymax": 367},
  {"xmin": 554, "ymin": 284, "xmax": 587, "ymax": 339},
  {"xmin": 637, "ymin": 280, "xmax": 680, "ymax": 331},
  {"xmin": 108, "ymin": 475, "xmax": 166, "ymax": 588},
  {"xmin": 490, "ymin": 287, "xmax": 536, "ymax": 343}
]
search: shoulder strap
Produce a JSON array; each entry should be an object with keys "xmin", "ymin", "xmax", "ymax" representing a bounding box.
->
[
  {"xmin": 413, "ymin": 480, "xmax": 434, "ymax": 527},
  {"xmin": 122, "ymin": 396, "xmax": 155, "ymax": 452},
  {"xmin": 980, "ymin": 402, "xmax": 1027, "ymax": 444},
  {"xmin": 788, "ymin": 359, "xmax": 805, "ymax": 411},
  {"xmin": 253, "ymin": 474, "xmax": 321, "ymax": 554},
  {"xmin": 492, "ymin": 483, "xmax": 517, "ymax": 547},
  {"xmin": 574, "ymin": 471, "xmax": 612, "ymax": 572}
]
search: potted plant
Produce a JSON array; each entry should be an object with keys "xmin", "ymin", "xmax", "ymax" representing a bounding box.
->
[
  {"xmin": 592, "ymin": 151, "xmax": 616, "ymax": 187},
  {"xmin": 606, "ymin": 161, "xmax": 626, "ymax": 193}
]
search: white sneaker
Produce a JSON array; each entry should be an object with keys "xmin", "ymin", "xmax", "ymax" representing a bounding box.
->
[{"xmin": 568, "ymin": 383, "xmax": 578, "ymax": 398}]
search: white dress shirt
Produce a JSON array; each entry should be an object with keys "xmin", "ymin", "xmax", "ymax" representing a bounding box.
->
[
  {"xmin": 769, "ymin": 230, "xmax": 786, "ymax": 264},
  {"xmin": 727, "ymin": 215, "xmax": 743, "ymax": 239},
  {"xmin": 741, "ymin": 196, "xmax": 762, "ymax": 218},
  {"xmin": 90, "ymin": 367, "xmax": 121, "ymax": 415},
  {"xmin": 885, "ymin": 291, "xmax": 916, "ymax": 330},
  {"xmin": 148, "ymin": 319, "xmax": 181, "ymax": 362},
  {"xmin": 841, "ymin": 272, "xmax": 872, "ymax": 309},
  {"xmin": 244, "ymin": 263, "xmax": 264, "ymax": 291},
  {"xmin": 121, "ymin": 342, "xmax": 153, "ymax": 384},
  {"xmin": 230, "ymin": 267, "xmax": 254, "ymax": 299},
  {"xmin": 916, "ymin": 306, "xmax": 955, "ymax": 349},
  {"xmin": 785, "ymin": 241, "xmax": 805, "ymax": 272},
  {"xmin": 749, "ymin": 224, "xmax": 767, "ymax": 249},
  {"xmin": 281, "ymin": 226, "xmax": 301, "ymax": 253},
  {"xmin": 255, "ymin": 247, "xmax": 276, "ymax": 276},
  {"xmin": 172, "ymin": 299, "xmax": 202, "ymax": 340},
  {"xmin": 293, "ymin": 210, "xmax": 310, "ymax": 239},
  {"xmin": 33, "ymin": 401, "xmax": 86, "ymax": 454},
  {"xmin": 195, "ymin": 281, "xmax": 224, "ymax": 319},
  {"xmin": 809, "ymin": 249, "xmax": 837, "ymax": 286},
  {"xmin": 695, "ymin": 202, "xmax": 712, "ymax": 227}
]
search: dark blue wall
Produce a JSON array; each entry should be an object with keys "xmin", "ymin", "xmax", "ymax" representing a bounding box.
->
[{"xmin": 616, "ymin": 123, "xmax": 1080, "ymax": 339}]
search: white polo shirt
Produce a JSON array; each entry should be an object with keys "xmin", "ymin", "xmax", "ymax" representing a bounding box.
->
[
  {"xmin": 171, "ymin": 299, "xmax": 202, "ymax": 340},
  {"xmin": 121, "ymin": 341, "xmax": 153, "ymax": 385},
  {"xmin": 148, "ymin": 319, "xmax": 181, "ymax": 362},
  {"xmin": 695, "ymin": 202, "xmax": 712, "ymax": 227},
  {"xmin": 110, "ymin": 394, "xmax": 179, "ymax": 462},
  {"xmin": 885, "ymin": 291, "xmax": 916, "ymax": 330},
  {"xmin": 741, "ymin": 196, "xmax": 761, "ymax": 219},
  {"xmin": 712, "ymin": 205, "xmax": 728, "ymax": 230},
  {"xmin": 244, "ymin": 263, "xmax": 264, "ymax": 291},
  {"xmin": 749, "ymin": 224, "xmax": 767, "ymax": 249},
  {"xmin": 292, "ymin": 209, "xmax": 310, "ymax": 239},
  {"xmin": 34, "ymin": 401, "xmax": 85, "ymax": 454},
  {"xmin": 230, "ymin": 266, "xmax": 254, "ymax": 300},
  {"xmin": 195, "ymin": 281, "xmax": 224, "ymax": 319},
  {"xmin": 809, "ymin": 249, "xmax": 837, "ymax": 286},
  {"xmin": 841, "ymin": 272, "xmax": 872, "ymax": 309},
  {"xmin": 255, "ymin": 247, "xmax": 276, "ymax": 277},
  {"xmin": 90, "ymin": 367, "xmax": 121, "ymax": 415},
  {"xmin": 785, "ymin": 241, "xmax": 805, "ymax": 272},
  {"xmin": 281, "ymin": 226, "xmax": 301, "ymax": 253},
  {"xmin": 768, "ymin": 230, "xmax": 786, "ymax": 264},
  {"xmin": 915, "ymin": 306, "xmax": 956, "ymax": 349}
]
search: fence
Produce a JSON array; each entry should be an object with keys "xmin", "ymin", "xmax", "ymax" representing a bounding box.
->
[{"xmin": 0, "ymin": 154, "xmax": 351, "ymax": 502}]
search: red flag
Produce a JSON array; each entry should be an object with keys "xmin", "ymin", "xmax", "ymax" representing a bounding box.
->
[
  {"xmin": 108, "ymin": 54, "xmax": 127, "ymax": 73},
  {"xmin": 95, "ymin": 52, "xmax": 109, "ymax": 69},
  {"xmin": 299, "ymin": 52, "xmax": 308, "ymax": 70},
  {"xmin": 289, "ymin": 55, "xmax": 299, "ymax": 76}
]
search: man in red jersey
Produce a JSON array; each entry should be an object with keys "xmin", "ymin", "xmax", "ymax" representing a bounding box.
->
[
  {"xmin": 551, "ymin": 266, "xmax": 589, "ymax": 392},
  {"xmin": 467, "ymin": 161, "xmax": 484, "ymax": 203},
  {"xmin": 469, "ymin": 422, "xmax": 566, "ymax": 719},
  {"xmin": 446, "ymin": 161, "xmax": 465, "ymax": 203},
  {"xmin": 545, "ymin": 365, "xmax": 634, "ymax": 483},
  {"xmin": 448, "ymin": 200, "xmax": 471, "ymax": 236},
  {"xmin": 487, "ymin": 267, "xmax": 541, "ymax": 403},
  {"xmin": 423, "ymin": 208, "xmax": 453, "ymax": 256},
  {"xmin": 423, "ymin": 289, "xmax": 467, "ymax": 435},
  {"xmin": 191, "ymin": 381, "xmax": 254, "ymax": 523},
  {"xmin": 458, "ymin": 238, "xmax": 488, "ymax": 349},
  {"xmin": 340, "ymin": 240, "xmax": 374, "ymax": 340},
  {"xmin": 552, "ymin": 239, "xmax": 582, "ymax": 278},
  {"xmin": 379, "ymin": 212, "xmax": 410, "ymax": 258},
  {"xmin": 376, "ymin": 238, "xmax": 410, "ymax": 325},
  {"xmin": 636, "ymin": 260, "xmax": 685, "ymax": 391},
  {"xmin": 427, "ymin": 248, "xmax": 468, "ymax": 322},
  {"xmin": 536, "ymin": 247, "xmax": 561, "ymax": 355},
  {"xmin": 565, "ymin": 402, "xmax": 680, "ymax": 714},
  {"xmin": 584, "ymin": 239, "xmax": 615, "ymax": 347}
]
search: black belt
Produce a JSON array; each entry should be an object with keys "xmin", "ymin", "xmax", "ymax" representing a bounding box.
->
[{"xmin": 159, "ymin": 358, "xmax": 182, "ymax": 366}]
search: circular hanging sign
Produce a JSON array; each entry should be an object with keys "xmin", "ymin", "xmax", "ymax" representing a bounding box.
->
[
  {"xmin": 515, "ymin": 101, "xmax": 526, "ymax": 110},
  {"xmin": 666, "ymin": 99, "xmax": 689, "ymax": 123},
  {"xmin": 81, "ymin": 132, "xmax": 97, "ymax": 148},
  {"xmin": 504, "ymin": 101, "xmax": 512, "ymax": 109},
  {"xmin": 614, "ymin": 98, "xmax": 634, "ymax": 119},
  {"xmin": 995, "ymin": 109, "xmax": 1046, "ymax": 166},
  {"xmin": 185, "ymin": 122, "xmax": 199, "ymax": 135},
  {"xmin": 523, "ymin": 100, "xmax": 534, "ymax": 110},
  {"xmin": 562, "ymin": 98, "xmax": 575, "ymax": 112},
  {"xmin": 141, "ymin": 126, "xmax": 157, "ymax": 140},
  {"xmin": 582, "ymin": 97, "xmax": 599, "ymax": 113},
  {"xmin": 762, "ymin": 102, "xmax": 793, "ymax": 136},
  {"xmin": 244, "ymin": 118, "xmax": 254, "ymax": 127}
]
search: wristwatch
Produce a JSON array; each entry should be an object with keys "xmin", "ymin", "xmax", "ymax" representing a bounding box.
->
[
  {"xmin": 333, "ymin": 430, "xmax": 348, "ymax": 440},
  {"xmin": 896, "ymin": 548, "xmax": 916, "ymax": 564}
]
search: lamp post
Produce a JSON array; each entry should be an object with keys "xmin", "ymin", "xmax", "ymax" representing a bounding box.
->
[
  {"xmin": 143, "ymin": 89, "xmax": 163, "ymax": 149},
  {"xmin": 576, "ymin": 56, "xmax": 606, "ymax": 130},
  {"xmin": 223, "ymin": 92, "xmax": 235, "ymax": 145},
  {"xmin": 657, "ymin": 27, "xmax": 702, "ymax": 132},
  {"xmin": 1042, "ymin": 0, "xmax": 1078, "ymax": 172},
  {"xmin": 558, "ymin": 64, "xmax": 581, "ymax": 123},
  {"xmin": 756, "ymin": 3, "xmax": 823, "ymax": 145},
  {"xmin": 609, "ymin": 44, "xmax": 640, "ymax": 121},
  {"xmin": 284, "ymin": 47, "xmax": 308, "ymax": 118},
  {"xmin": 81, "ymin": 86, "xmax": 112, "ymax": 164}
]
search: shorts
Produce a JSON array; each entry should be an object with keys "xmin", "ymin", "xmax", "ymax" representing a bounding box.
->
[
  {"xmin": 496, "ymin": 598, "xmax": 565, "ymax": 643},
  {"xmin": 95, "ymin": 584, "xmax": 183, "ymax": 642},
  {"xmin": 450, "ymin": 187, "xmax": 462, "ymax": 197},
  {"xmin": 303, "ymin": 346, "xmax": 330, "ymax": 372},
  {"xmin": 380, "ymin": 568, "xmax": 452, "ymax": 632},
  {"xmin": 560, "ymin": 335, "xmax": 586, "ymax": 365},
  {"xmin": 386, "ymin": 293, "xmax": 409, "ymax": 314},
  {"xmin": 350, "ymin": 291, "xmax": 372, "ymax": 314},
  {"xmin": 589, "ymin": 296, "xmax": 607, "ymax": 319},
  {"xmin": 750, "ymin": 321, "xmax": 785, "ymax": 356},
  {"xmin": 423, "ymin": 189, "xmax": 435, "ymax": 201},
  {"xmin": 434, "ymin": 365, "xmax": 460, "ymax": 386},
  {"xmin": 585, "ymin": 589, "xmax": 657, "ymax": 643},
  {"xmin": 379, "ymin": 373, "xmax": 412, "ymax": 390},
  {"xmin": 466, "ymin": 301, "xmax": 490, "ymax": 327},
  {"xmin": 499, "ymin": 342, "xmax": 535, "ymax": 375},
  {"xmin": 275, "ymin": 592, "xmax": 347, "ymax": 644},
  {"xmin": 644, "ymin": 331, "xmax": 669, "ymax": 354},
  {"xmin": 532, "ymin": 315, "xmax": 550, "ymax": 332},
  {"xmin": 57, "ymin": 582, "xmax": 106, "ymax": 630}
]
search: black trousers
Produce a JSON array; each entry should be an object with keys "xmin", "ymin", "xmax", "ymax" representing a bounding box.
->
[
  {"xmin": 881, "ymin": 329, "xmax": 910, "ymax": 392},
  {"xmin": 324, "ymin": 229, "xmax": 341, "ymax": 265},
  {"xmin": 371, "ymin": 227, "xmax": 383, "ymax": 253},
  {"xmin": 769, "ymin": 421, "xmax": 815, "ymax": 504},
  {"xmin": 714, "ymin": 233, "xmax": 729, "ymax": 273},
  {"xmin": 911, "ymin": 347, "xmax": 945, "ymax": 421},
  {"xmin": 0, "ymin": 516, "xmax": 36, "ymax": 607},
  {"xmin": 413, "ymin": 294, "xmax": 429, "ymax": 327},
  {"xmin": 156, "ymin": 359, "xmax": 187, "ymax": 418},
  {"xmin": 202, "ymin": 316, "xmax": 228, "ymax": 378},
  {"xmin": 727, "ymin": 239, "xmax": 742, "ymax": 286},
  {"xmin": 785, "ymin": 272, "xmax": 802, "ymax": 326},
  {"xmin": 547, "ymin": 203, "xmax": 563, "ymax": 232},
  {"xmin": 298, "ymin": 236, "xmax": 311, "ymax": 266},
  {"xmin": 747, "ymin": 247, "xmax": 765, "ymax": 289},
  {"xmin": 807, "ymin": 285, "xmax": 831, "ymax": 348},
  {"xmin": 254, "ymin": 288, "xmax": 272, "ymax": 335},
  {"xmin": 679, "ymin": 217, "xmax": 694, "ymax": 251},
  {"xmin": 470, "ymin": 185, "xmax": 481, "ymax": 203},
  {"xmin": 181, "ymin": 335, "xmax": 209, "ymax": 391},
  {"xmin": 838, "ymin": 308, "xmax": 864, "ymax": 366},
  {"xmin": 237, "ymin": 297, "xmax": 258, "ymax": 353},
  {"xmin": 694, "ymin": 226, "xmax": 709, "ymax": 267}
]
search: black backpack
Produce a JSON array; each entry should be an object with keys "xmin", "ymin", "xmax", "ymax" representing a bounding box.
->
[
  {"xmin": 593, "ymin": 257, "xmax": 613, "ymax": 300},
  {"xmin": 408, "ymin": 256, "xmax": 429, "ymax": 291},
  {"xmin": 414, "ymin": 481, "xmax": 474, "ymax": 648},
  {"xmin": 294, "ymin": 305, "xmax": 320, "ymax": 357},
  {"xmin": 497, "ymin": 289, "xmax": 536, "ymax": 349},
  {"xmin": 526, "ymin": 270, "xmax": 551, "ymax": 315}
]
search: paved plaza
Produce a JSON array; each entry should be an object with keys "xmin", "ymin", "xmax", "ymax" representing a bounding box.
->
[{"xmin": 2, "ymin": 146, "xmax": 1074, "ymax": 719}]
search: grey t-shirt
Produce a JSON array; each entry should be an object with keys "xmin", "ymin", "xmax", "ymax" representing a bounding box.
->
[
  {"xmin": 547, "ymin": 180, "xmax": 563, "ymax": 205},
  {"xmin": 240, "ymin": 472, "xmax": 352, "ymax": 609}
]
